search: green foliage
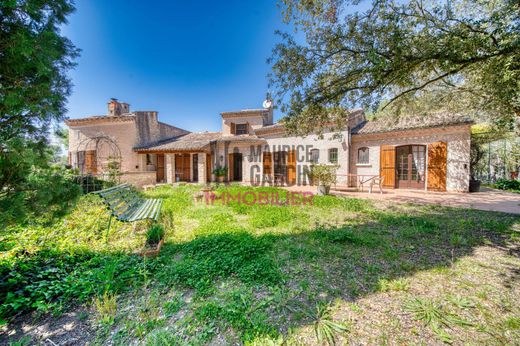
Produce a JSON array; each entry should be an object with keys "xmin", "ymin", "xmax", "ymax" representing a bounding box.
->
[
  {"xmin": 271, "ymin": 0, "xmax": 520, "ymax": 135},
  {"xmin": 0, "ymin": 0, "xmax": 79, "ymax": 139},
  {"xmin": 158, "ymin": 232, "xmax": 282, "ymax": 292},
  {"xmin": 93, "ymin": 291, "xmax": 117, "ymax": 326},
  {"xmin": 494, "ymin": 178, "xmax": 520, "ymax": 191},
  {"xmin": 309, "ymin": 164, "xmax": 338, "ymax": 186},
  {"xmin": 212, "ymin": 167, "xmax": 228, "ymax": 177},
  {"xmin": 0, "ymin": 138, "xmax": 82, "ymax": 226},
  {"xmin": 146, "ymin": 224, "xmax": 165, "ymax": 246},
  {"xmin": 310, "ymin": 303, "xmax": 350, "ymax": 345}
]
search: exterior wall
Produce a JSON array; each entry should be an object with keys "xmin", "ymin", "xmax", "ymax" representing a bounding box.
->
[
  {"xmin": 350, "ymin": 125, "xmax": 471, "ymax": 192},
  {"xmin": 215, "ymin": 129, "xmax": 350, "ymax": 186},
  {"xmin": 119, "ymin": 171, "xmax": 156, "ymax": 188},
  {"xmin": 197, "ymin": 153, "xmax": 207, "ymax": 184},
  {"xmin": 68, "ymin": 121, "xmax": 142, "ymax": 173},
  {"xmin": 221, "ymin": 111, "xmax": 270, "ymax": 135}
]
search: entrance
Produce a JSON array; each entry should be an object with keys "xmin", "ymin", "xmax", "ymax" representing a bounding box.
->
[
  {"xmin": 229, "ymin": 153, "xmax": 243, "ymax": 181},
  {"xmin": 396, "ymin": 145, "xmax": 426, "ymax": 189},
  {"xmin": 175, "ymin": 153, "xmax": 191, "ymax": 182},
  {"xmin": 192, "ymin": 154, "xmax": 198, "ymax": 182}
]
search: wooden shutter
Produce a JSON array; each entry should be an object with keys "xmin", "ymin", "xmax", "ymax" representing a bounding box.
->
[
  {"xmin": 380, "ymin": 145, "xmax": 395, "ymax": 188},
  {"xmin": 86, "ymin": 150, "xmax": 97, "ymax": 174},
  {"xmin": 156, "ymin": 154, "xmax": 165, "ymax": 182},
  {"xmin": 287, "ymin": 150, "xmax": 297, "ymax": 185},
  {"xmin": 228, "ymin": 153, "xmax": 234, "ymax": 181},
  {"xmin": 230, "ymin": 122, "xmax": 236, "ymax": 135},
  {"xmin": 427, "ymin": 142, "xmax": 447, "ymax": 191},
  {"xmin": 263, "ymin": 152, "xmax": 272, "ymax": 176}
]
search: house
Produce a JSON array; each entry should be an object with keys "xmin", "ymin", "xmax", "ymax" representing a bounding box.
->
[{"xmin": 66, "ymin": 99, "xmax": 473, "ymax": 192}]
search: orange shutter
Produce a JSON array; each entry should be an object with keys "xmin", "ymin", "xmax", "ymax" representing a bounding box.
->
[
  {"xmin": 427, "ymin": 142, "xmax": 447, "ymax": 191},
  {"xmin": 228, "ymin": 153, "xmax": 234, "ymax": 181},
  {"xmin": 287, "ymin": 150, "xmax": 297, "ymax": 185},
  {"xmin": 86, "ymin": 150, "xmax": 97, "ymax": 174},
  {"xmin": 380, "ymin": 145, "xmax": 395, "ymax": 188},
  {"xmin": 263, "ymin": 152, "xmax": 272, "ymax": 176}
]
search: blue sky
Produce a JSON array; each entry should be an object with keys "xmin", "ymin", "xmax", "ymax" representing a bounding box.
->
[{"xmin": 63, "ymin": 0, "xmax": 288, "ymax": 132}]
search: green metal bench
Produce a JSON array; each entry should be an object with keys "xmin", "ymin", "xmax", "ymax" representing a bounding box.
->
[{"xmin": 93, "ymin": 183, "xmax": 162, "ymax": 239}]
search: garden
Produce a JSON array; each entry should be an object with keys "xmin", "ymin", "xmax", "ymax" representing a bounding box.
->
[{"xmin": 1, "ymin": 184, "xmax": 519, "ymax": 345}]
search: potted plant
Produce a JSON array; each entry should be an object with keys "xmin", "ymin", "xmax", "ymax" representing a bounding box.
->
[
  {"xmin": 140, "ymin": 224, "xmax": 165, "ymax": 257},
  {"xmin": 310, "ymin": 164, "xmax": 338, "ymax": 195},
  {"xmin": 213, "ymin": 167, "xmax": 228, "ymax": 183}
]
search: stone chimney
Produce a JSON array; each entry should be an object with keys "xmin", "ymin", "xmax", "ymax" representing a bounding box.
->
[{"xmin": 107, "ymin": 98, "xmax": 130, "ymax": 116}]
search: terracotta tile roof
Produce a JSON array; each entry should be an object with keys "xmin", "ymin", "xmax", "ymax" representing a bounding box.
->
[
  {"xmin": 65, "ymin": 114, "xmax": 135, "ymax": 125},
  {"xmin": 351, "ymin": 112, "xmax": 473, "ymax": 135},
  {"xmin": 134, "ymin": 132, "xmax": 266, "ymax": 152},
  {"xmin": 134, "ymin": 132, "xmax": 221, "ymax": 152}
]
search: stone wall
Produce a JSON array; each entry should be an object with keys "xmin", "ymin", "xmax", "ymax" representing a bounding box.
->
[
  {"xmin": 120, "ymin": 171, "xmax": 156, "ymax": 188},
  {"xmin": 350, "ymin": 125, "xmax": 471, "ymax": 192}
]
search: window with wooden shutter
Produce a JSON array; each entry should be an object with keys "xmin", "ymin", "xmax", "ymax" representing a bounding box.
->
[
  {"xmin": 263, "ymin": 152, "xmax": 272, "ymax": 176},
  {"xmin": 230, "ymin": 122, "xmax": 236, "ymax": 135},
  {"xmin": 287, "ymin": 150, "xmax": 297, "ymax": 185}
]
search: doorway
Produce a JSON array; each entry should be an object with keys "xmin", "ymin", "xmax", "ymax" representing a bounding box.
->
[
  {"xmin": 229, "ymin": 153, "xmax": 243, "ymax": 181},
  {"xmin": 396, "ymin": 145, "xmax": 426, "ymax": 189},
  {"xmin": 175, "ymin": 153, "xmax": 191, "ymax": 182},
  {"xmin": 192, "ymin": 154, "xmax": 198, "ymax": 182}
]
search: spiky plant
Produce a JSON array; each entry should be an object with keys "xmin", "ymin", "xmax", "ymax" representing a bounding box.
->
[{"xmin": 310, "ymin": 303, "xmax": 350, "ymax": 346}]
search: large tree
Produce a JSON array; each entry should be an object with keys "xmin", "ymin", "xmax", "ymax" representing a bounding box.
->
[
  {"xmin": 0, "ymin": 0, "xmax": 81, "ymax": 226},
  {"xmin": 269, "ymin": 0, "xmax": 520, "ymax": 135},
  {"xmin": 0, "ymin": 0, "xmax": 79, "ymax": 139}
]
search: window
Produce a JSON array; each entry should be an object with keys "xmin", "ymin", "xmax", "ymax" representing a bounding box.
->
[
  {"xmin": 235, "ymin": 123, "xmax": 248, "ymax": 135},
  {"xmin": 357, "ymin": 147, "xmax": 369, "ymax": 164},
  {"xmin": 146, "ymin": 154, "xmax": 152, "ymax": 165},
  {"xmin": 310, "ymin": 149, "xmax": 320, "ymax": 163},
  {"xmin": 328, "ymin": 148, "xmax": 338, "ymax": 164}
]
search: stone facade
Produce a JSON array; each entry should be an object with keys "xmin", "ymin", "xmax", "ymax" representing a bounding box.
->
[
  {"xmin": 66, "ymin": 99, "xmax": 473, "ymax": 192},
  {"xmin": 350, "ymin": 125, "xmax": 471, "ymax": 192}
]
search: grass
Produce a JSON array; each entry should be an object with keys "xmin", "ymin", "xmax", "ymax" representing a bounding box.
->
[{"xmin": 1, "ymin": 184, "xmax": 519, "ymax": 345}]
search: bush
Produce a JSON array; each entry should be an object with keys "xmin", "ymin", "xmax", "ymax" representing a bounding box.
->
[
  {"xmin": 495, "ymin": 179, "xmax": 520, "ymax": 191},
  {"xmin": 309, "ymin": 164, "xmax": 338, "ymax": 186}
]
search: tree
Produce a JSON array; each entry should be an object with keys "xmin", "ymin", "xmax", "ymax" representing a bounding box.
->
[
  {"xmin": 0, "ymin": 0, "xmax": 79, "ymax": 139},
  {"xmin": 0, "ymin": 1, "xmax": 81, "ymax": 226},
  {"xmin": 269, "ymin": 0, "xmax": 520, "ymax": 135}
]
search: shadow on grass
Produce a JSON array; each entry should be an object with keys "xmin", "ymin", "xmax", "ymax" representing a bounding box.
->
[{"xmin": 2, "ymin": 205, "xmax": 519, "ymax": 344}]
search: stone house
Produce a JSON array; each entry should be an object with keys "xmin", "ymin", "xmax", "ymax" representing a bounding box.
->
[{"xmin": 67, "ymin": 99, "xmax": 473, "ymax": 192}]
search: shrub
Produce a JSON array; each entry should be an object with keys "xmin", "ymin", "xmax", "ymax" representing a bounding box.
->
[
  {"xmin": 309, "ymin": 164, "xmax": 338, "ymax": 186},
  {"xmin": 495, "ymin": 178, "xmax": 520, "ymax": 191},
  {"xmin": 146, "ymin": 224, "xmax": 165, "ymax": 246}
]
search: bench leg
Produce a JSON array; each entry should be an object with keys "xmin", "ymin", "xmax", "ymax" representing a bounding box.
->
[{"xmin": 106, "ymin": 214, "xmax": 113, "ymax": 243}]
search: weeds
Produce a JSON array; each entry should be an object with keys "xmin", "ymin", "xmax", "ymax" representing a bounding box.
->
[
  {"xmin": 93, "ymin": 291, "xmax": 117, "ymax": 326},
  {"xmin": 309, "ymin": 303, "xmax": 350, "ymax": 345}
]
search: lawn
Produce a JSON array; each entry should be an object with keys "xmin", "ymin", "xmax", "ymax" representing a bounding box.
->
[{"xmin": 1, "ymin": 184, "xmax": 519, "ymax": 345}]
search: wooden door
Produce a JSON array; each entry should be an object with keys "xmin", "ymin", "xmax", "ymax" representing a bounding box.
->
[
  {"xmin": 287, "ymin": 150, "xmax": 297, "ymax": 185},
  {"xmin": 156, "ymin": 154, "xmax": 165, "ymax": 182},
  {"xmin": 427, "ymin": 142, "xmax": 447, "ymax": 191},
  {"xmin": 396, "ymin": 145, "xmax": 426, "ymax": 189},
  {"xmin": 175, "ymin": 154, "xmax": 191, "ymax": 181},
  {"xmin": 228, "ymin": 153, "xmax": 234, "ymax": 181},
  {"xmin": 380, "ymin": 145, "xmax": 396, "ymax": 188},
  {"xmin": 86, "ymin": 150, "xmax": 97, "ymax": 174}
]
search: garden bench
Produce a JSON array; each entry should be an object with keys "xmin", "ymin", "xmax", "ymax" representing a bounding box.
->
[{"xmin": 93, "ymin": 183, "xmax": 162, "ymax": 239}]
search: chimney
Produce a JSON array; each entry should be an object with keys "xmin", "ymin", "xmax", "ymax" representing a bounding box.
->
[{"xmin": 107, "ymin": 98, "xmax": 130, "ymax": 116}]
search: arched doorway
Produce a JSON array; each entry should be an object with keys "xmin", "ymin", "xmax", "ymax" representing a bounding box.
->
[{"xmin": 396, "ymin": 145, "xmax": 426, "ymax": 189}]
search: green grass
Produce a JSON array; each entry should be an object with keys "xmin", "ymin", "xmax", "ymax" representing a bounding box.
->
[{"xmin": 1, "ymin": 184, "xmax": 519, "ymax": 345}]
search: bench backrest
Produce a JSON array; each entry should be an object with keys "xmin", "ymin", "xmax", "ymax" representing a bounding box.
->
[{"xmin": 94, "ymin": 184, "xmax": 144, "ymax": 219}]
